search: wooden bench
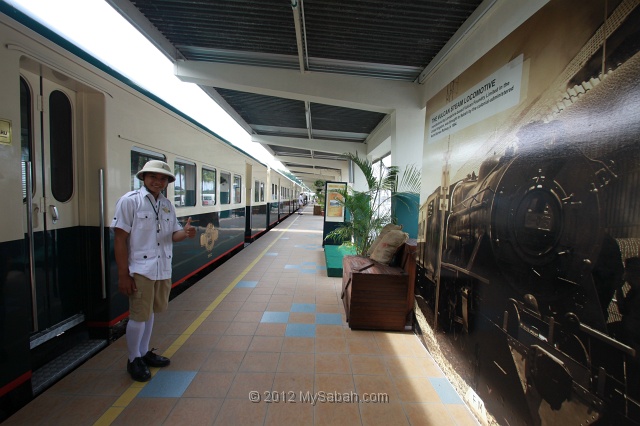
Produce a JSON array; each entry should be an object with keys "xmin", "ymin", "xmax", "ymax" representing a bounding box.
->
[{"xmin": 341, "ymin": 240, "xmax": 417, "ymax": 331}]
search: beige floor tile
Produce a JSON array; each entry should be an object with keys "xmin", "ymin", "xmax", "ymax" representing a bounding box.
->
[
  {"xmin": 315, "ymin": 304, "xmax": 342, "ymax": 313},
  {"xmin": 315, "ymin": 374, "xmax": 355, "ymax": 393},
  {"xmin": 239, "ymin": 352, "xmax": 280, "ymax": 372},
  {"xmin": 163, "ymin": 397, "xmax": 224, "ymax": 426},
  {"xmin": 360, "ymin": 401, "xmax": 409, "ymax": 426},
  {"xmin": 265, "ymin": 302, "xmax": 293, "ymax": 311},
  {"xmin": 314, "ymin": 400, "xmax": 361, "ymax": 426},
  {"xmin": 242, "ymin": 301, "xmax": 269, "ymax": 311},
  {"xmin": 47, "ymin": 369, "xmax": 102, "ymax": 395},
  {"xmin": 214, "ymin": 398, "xmax": 268, "ymax": 426},
  {"xmin": 272, "ymin": 372, "xmax": 315, "ymax": 395},
  {"xmin": 384, "ymin": 356, "xmax": 430, "ymax": 377},
  {"xmin": 347, "ymin": 338, "xmax": 381, "ymax": 355},
  {"xmin": 353, "ymin": 375, "xmax": 400, "ymax": 403},
  {"xmin": 112, "ymin": 397, "xmax": 177, "ymax": 425},
  {"xmin": 264, "ymin": 397, "xmax": 314, "ymax": 425},
  {"xmin": 166, "ymin": 350, "xmax": 209, "ymax": 370},
  {"xmin": 282, "ymin": 336, "xmax": 315, "ymax": 353},
  {"xmin": 200, "ymin": 350, "xmax": 245, "ymax": 372},
  {"xmin": 215, "ymin": 335, "xmax": 253, "ymax": 351},
  {"xmin": 217, "ymin": 300, "xmax": 244, "ymax": 311},
  {"xmin": 234, "ymin": 310, "xmax": 264, "ymax": 322},
  {"xmin": 315, "ymin": 353, "xmax": 351, "ymax": 374},
  {"xmin": 248, "ymin": 335, "xmax": 284, "ymax": 352},
  {"xmin": 315, "ymin": 337, "xmax": 348, "ymax": 353},
  {"xmin": 227, "ymin": 372, "xmax": 275, "ymax": 399},
  {"xmin": 245, "ymin": 294, "xmax": 271, "ymax": 303},
  {"xmin": 180, "ymin": 333, "xmax": 221, "ymax": 352},
  {"xmin": 403, "ymin": 402, "xmax": 457, "ymax": 426},
  {"xmin": 315, "ymin": 324, "xmax": 345, "ymax": 337},
  {"xmin": 349, "ymin": 355, "xmax": 387, "ymax": 375},
  {"xmin": 277, "ymin": 352, "xmax": 315, "ymax": 373},
  {"xmin": 255, "ymin": 323, "xmax": 287, "ymax": 336},
  {"xmin": 183, "ymin": 372, "xmax": 234, "ymax": 398},
  {"xmin": 289, "ymin": 312, "xmax": 316, "ymax": 324},
  {"xmin": 192, "ymin": 319, "xmax": 230, "ymax": 335},
  {"xmin": 393, "ymin": 376, "xmax": 441, "ymax": 403}
]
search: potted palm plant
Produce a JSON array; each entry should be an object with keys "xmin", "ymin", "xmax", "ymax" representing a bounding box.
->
[
  {"xmin": 313, "ymin": 179, "xmax": 325, "ymax": 215},
  {"xmin": 325, "ymin": 153, "xmax": 420, "ymax": 256}
]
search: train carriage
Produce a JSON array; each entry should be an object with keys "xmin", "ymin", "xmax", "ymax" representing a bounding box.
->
[{"xmin": 0, "ymin": 5, "xmax": 284, "ymax": 418}]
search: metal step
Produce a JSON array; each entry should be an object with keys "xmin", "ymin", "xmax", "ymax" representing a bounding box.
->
[{"xmin": 31, "ymin": 339, "xmax": 108, "ymax": 396}]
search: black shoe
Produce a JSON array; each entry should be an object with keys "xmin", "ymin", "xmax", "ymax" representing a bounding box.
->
[
  {"xmin": 143, "ymin": 349, "xmax": 170, "ymax": 368},
  {"xmin": 127, "ymin": 357, "xmax": 151, "ymax": 382}
]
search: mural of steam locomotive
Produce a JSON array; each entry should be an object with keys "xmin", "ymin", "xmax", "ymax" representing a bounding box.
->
[{"xmin": 416, "ymin": 134, "xmax": 640, "ymax": 425}]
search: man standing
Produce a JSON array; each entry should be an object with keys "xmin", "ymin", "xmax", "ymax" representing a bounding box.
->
[
  {"xmin": 298, "ymin": 192, "xmax": 304, "ymax": 214},
  {"xmin": 111, "ymin": 160, "xmax": 197, "ymax": 381}
]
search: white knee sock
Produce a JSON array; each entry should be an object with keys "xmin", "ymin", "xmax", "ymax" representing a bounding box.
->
[
  {"xmin": 126, "ymin": 319, "xmax": 145, "ymax": 361},
  {"xmin": 139, "ymin": 313, "xmax": 154, "ymax": 356}
]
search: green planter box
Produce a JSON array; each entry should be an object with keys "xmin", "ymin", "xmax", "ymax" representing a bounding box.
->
[{"xmin": 324, "ymin": 245, "xmax": 356, "ymax": 277}]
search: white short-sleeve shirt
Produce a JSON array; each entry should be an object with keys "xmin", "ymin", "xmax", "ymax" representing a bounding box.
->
[{"xmin": 111, "ymin": 186, "xmax": 183, "ymax": 280}]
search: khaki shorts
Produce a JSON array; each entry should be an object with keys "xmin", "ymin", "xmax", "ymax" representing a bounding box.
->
[{"xmin": 129, "ymin": 274, "xmax": 171, "ymax": 322}]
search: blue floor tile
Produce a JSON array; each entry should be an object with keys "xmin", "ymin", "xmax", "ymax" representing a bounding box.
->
[
  {"xmin": 236, "ymin": 281, "xmax": 258, "ymax": 288},
  {"xmin": 291, "ymin": 303, "xmax": 316, "ymax": 313},
  {"xmin": 285, "ymin": 323, "xmax": 316, "ymax": 337},
  {"xmin": 429, "ymin": 377, "xmax": 463, "ymax": 404},
  {"xmin": 261, "ymin": 311, "xmax": 290, "ymax": 323},
  {"xmin": 265, "ymin": 252, "xmax": 278, "ymax": 256},
  {"xmin": 315, "ymin": 313, "xmax": 343, "ymax": 325},
  {"xmin": 137, "ymin": 371, "xmax": 197, "ymax": 398},
  {"xmin": 285, "ymin": 264, "xmax": 300, "ymax": 269},
  {"xmin": 316, "ymin": 265, "xmax": 327, "ymax": 270}
]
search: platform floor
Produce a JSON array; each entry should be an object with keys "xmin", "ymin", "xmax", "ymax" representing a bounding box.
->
[{"xmin": 5, "ymin": 204, "xmax": 479, "ymax": 426}]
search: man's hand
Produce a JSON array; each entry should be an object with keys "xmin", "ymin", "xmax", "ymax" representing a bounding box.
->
[
  {"xmin": 184, "ymin": 217, "xmax": 196, "ymax": 238},
  {"xmin": 118, "ymin": 274, "xmax": 137, "ymax": 296}
]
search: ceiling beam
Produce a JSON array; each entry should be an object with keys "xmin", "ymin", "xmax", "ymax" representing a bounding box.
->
[
  {"xmin": 276, "ymin": 156, "xmax": 346, "ymax": 169},
  {"xmin": 252, "ymin": 135, "xmax": 362, "ymax": 156},
  {"xmin": 289, "ymin": 170, "xmax": 341, "ymax": 182},
  {"xmin": 175, "ymin": 60, "xmax": 422, "ymax": 112}
]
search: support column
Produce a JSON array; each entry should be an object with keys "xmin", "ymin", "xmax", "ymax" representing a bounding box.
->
[{"xmin": 390, "ymin": 107, "xmax": 425, "ymax": 239}]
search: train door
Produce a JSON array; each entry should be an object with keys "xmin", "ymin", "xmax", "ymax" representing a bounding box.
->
[{"xmin": 21, "ymin": 70, "xmax": 84, "ymax": 341}]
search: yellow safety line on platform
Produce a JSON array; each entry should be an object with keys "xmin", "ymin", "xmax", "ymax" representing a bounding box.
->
[{"xmin": 93, "ymin": 216, "xmax": 300, "ymax": 426}]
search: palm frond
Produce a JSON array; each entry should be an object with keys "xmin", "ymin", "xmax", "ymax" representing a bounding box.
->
[{"xmin": 323, "ymin": 152, "xmax": 421, "ymax": 256}]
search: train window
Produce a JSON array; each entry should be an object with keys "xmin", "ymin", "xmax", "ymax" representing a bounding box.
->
[
  {"xmin": 233, "ymin": 174, "xmax": 242, "ymax": 204},
  {"xmin": 254, "ymin": 182, "xmax": 258, "ymax": 202},
  {"xmin": 202, "ymin": 167, "xmax": 216, "ymax": 206},
  {"xmin": 131, "ymin": 149, "xmax": 165, "ymax": 192},
  {"xmin": 20, "ymin": 77, "xmax": 34, "ymax": 201},
  {"xmin": 49, "ymin": 90, "xmax": 73, "ymax": 202},
  {"xmin": 260, "ymin": 182, "xmax": 265, "ymax": 202},
  {"xmin": 220, "ymin": 171, "xmax": 231, "ymax": 204},
  {"xmin": 174, "ymin": 160, "xmax": 196, "ymax": 207}
]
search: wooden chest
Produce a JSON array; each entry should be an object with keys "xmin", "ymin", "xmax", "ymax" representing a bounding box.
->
[{"xmin": 341, "ymin": 255, "xmax": 411, "ymax": 331}]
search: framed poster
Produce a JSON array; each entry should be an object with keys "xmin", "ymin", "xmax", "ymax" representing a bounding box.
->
[{"xmin": 324, "ymin": 182, "xmax": 346, "ymax": 223}]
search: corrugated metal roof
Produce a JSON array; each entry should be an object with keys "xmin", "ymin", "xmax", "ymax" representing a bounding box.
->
[{"xmin": 107, "ymin": 0, "xmax": 485, "ymax": 185}]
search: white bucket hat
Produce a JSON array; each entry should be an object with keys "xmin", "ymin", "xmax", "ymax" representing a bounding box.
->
[{"xmin": 136, "ymin": 160, "xmax": 176, "ymax": 183}]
